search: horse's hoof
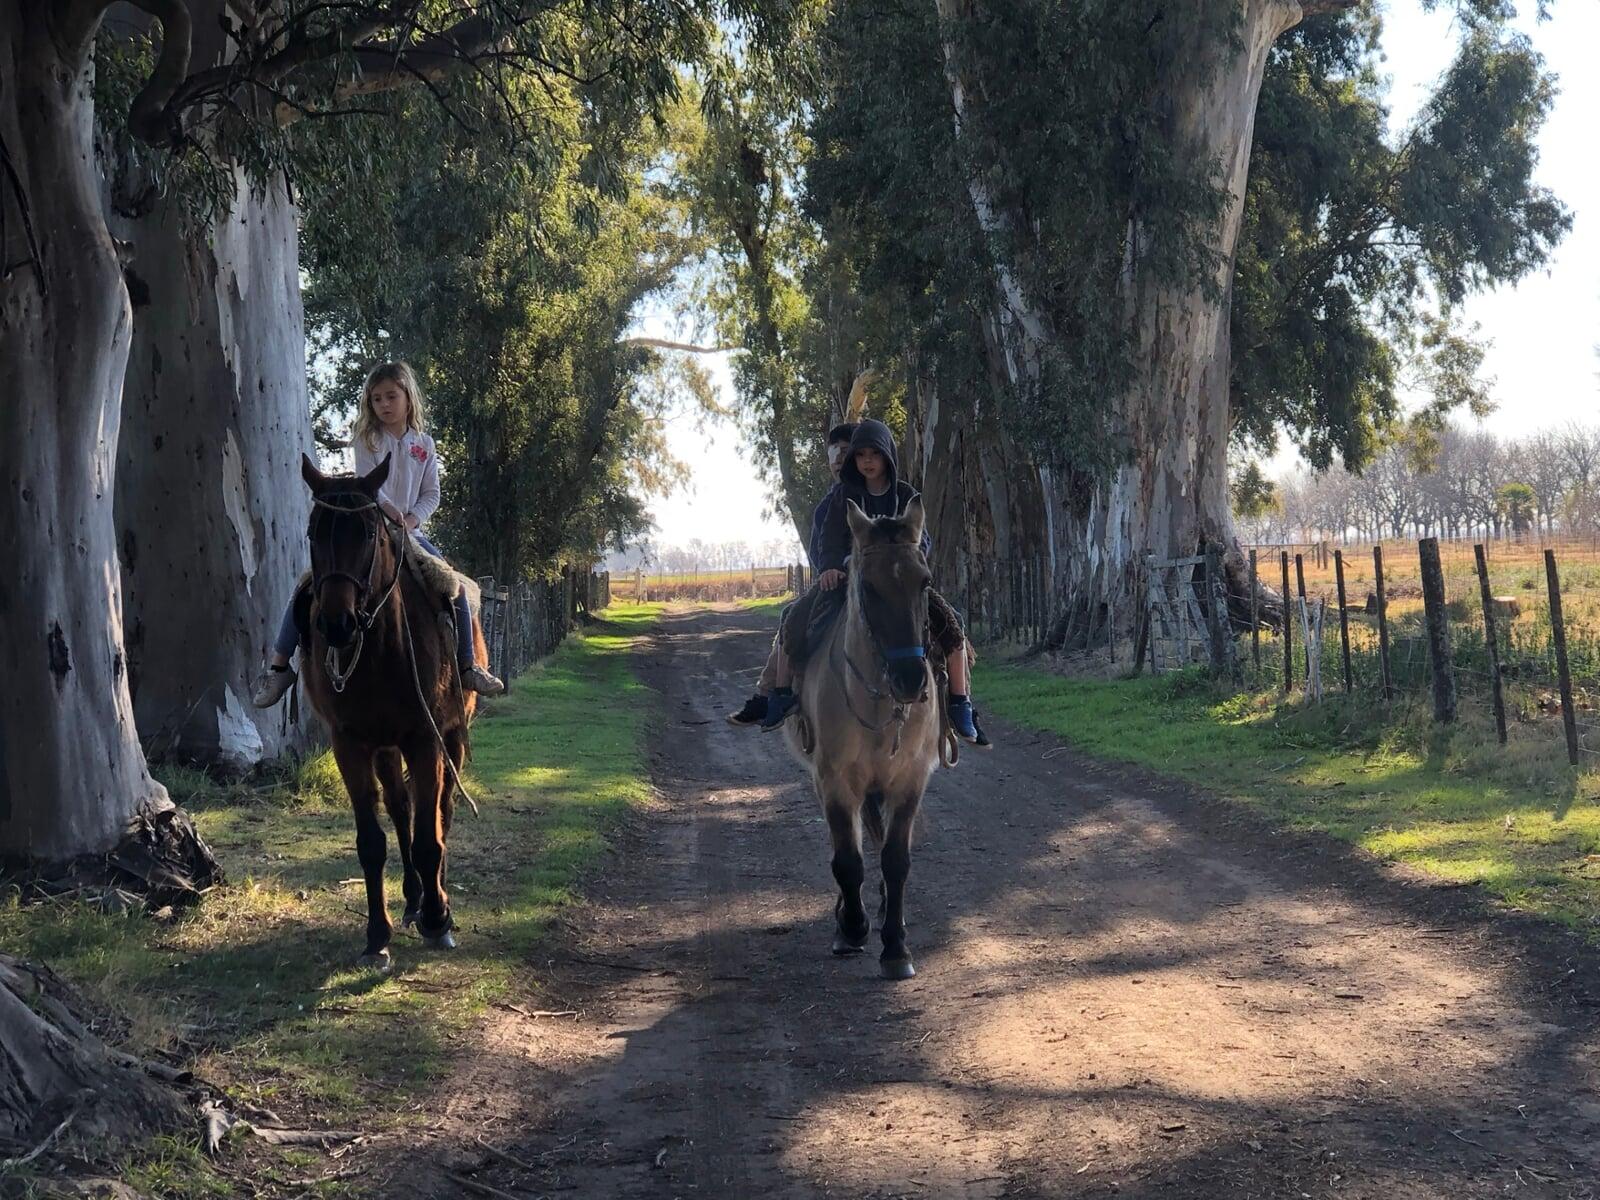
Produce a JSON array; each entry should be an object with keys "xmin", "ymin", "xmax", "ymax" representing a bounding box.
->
[
  {"xmin": 880, "ymin": 956, "xmax": 916, "ymax": 981},
  {"xmin": 422, "ymin": 930, "xmax": 457, "ymax": 950},
  {"xmin": 401, "ymin": 908, "xmax": 420, "ymax": 929},
  {"xmin": 832, "ymin": 935, "xmax": 867, "ymax": 956},
  {"xmin": 357, "ymin": 948, "xmax": 392, "ymax": 973}
]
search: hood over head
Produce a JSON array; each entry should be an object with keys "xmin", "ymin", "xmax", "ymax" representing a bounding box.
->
[{"xmin": 842, "ymin": 419, "xmax": 900, "ymax": 497}]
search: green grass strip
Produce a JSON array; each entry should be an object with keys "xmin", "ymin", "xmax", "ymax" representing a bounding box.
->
[
  {"xmin": 979, "ymin": 663, "xmax": 1600, "ymax": 932},
  {"xmin": 0, "ymin": 603, "xmax": 662, "ymax": 1192}
]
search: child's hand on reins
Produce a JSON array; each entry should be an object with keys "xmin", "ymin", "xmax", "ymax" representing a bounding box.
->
[{"xmin": 820, "ymin": 569, "xmax": 845, "ymax": 591}]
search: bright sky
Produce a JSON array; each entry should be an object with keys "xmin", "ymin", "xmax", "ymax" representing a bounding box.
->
[{"xmin": 638, "ymin": 1, "xmax": 1599, "ymax": 549}]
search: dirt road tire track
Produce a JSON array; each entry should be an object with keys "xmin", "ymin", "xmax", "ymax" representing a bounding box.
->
[{"xmin": 417, "ymin": 604, "xmax": 1600, "ymax": 1199}]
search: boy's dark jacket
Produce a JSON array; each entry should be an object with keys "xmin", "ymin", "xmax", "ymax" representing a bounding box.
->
[
  {"xmin": 806, "ymin": 483, "xmax": 837, "ymax": 572},
  {"xmin": 812, "ymin": 419, "xmax": 932, "ymax": 574}
]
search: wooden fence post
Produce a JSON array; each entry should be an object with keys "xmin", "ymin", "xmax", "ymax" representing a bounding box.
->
[
  {"xmin": 1545, "ymin": 549, "xmax": 1580, "ymax": 765},
  {"xmin": 1334, "ymin": 549, "xmax": 1353, "ymax": 694},
  {"xmin": 1374, "ymin": 546, "xmax": 1394, "ymax": 702},
  {"xmin": 1418, "ymin": 536, "xmax": 1456, "ymax": 723},
  {"xmin": 1474, "ymin": 544, "xmax": 1508, "ymax": 745},
  {"xmin": 1295, "ymin": 553, "xmax": 1309, "ymax": 682},
  {"xmin": 1249, "ymin": 549, "xmax": 1260, "ymax": 674},
  {"xmin": 1280, "ymin": 551, "xmax": 1292, "ymax": 692}
]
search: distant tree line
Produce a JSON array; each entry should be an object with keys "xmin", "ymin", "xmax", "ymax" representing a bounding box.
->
[
  {"xmin": 613, "ymin": 537, "xmax": 806, "ymax": 575},
  {"xmin": 1236, "ymin": 422, "xmax": 1600, "ymax": 544}
]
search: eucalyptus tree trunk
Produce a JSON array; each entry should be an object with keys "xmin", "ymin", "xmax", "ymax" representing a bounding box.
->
[
  {"xmin": 902, "ymin": 359, "xmax": 1049, "ymax": 629},
  {"xmin": 111, "ymin": 170, "xmax": 317, "ymax": 771},
  {"xmin": 934, "ymin": 0, "xmax": 1338, "ymax": 636},
  {"xmin": 0, "ymin": 2, "xmax": 172, "ymax": 857}
]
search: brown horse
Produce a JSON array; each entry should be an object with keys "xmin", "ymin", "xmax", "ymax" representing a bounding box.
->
[
  {"xmin": 786, "ymin": 499, "xmax": 942, "ymax": 980},
  {"xmin": 297, "ymin": 454, "xmax": 482, "ymax": 971}
]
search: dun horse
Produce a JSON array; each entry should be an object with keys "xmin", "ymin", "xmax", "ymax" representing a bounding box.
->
[
  {"xmin": 298, "ymin": 454, "xmax": 484, "ymax": 970},
  {"xmin": 787, "ymin": 499, "xmax": 942, "ymax": 980}
]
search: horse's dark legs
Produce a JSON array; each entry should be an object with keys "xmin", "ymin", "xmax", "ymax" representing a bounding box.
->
[
  {"xmin": 375, "ymin": 748, "xmax": 421, "ymax": 928},
  {"xmin": 402, "ymin": 735, "xmax": 454, "ymax": 947},
  {"xmin": 825, "ymin": 800, "xmax": 869, "ymax": 954},
  {"xmin": 441, "ymin": 728, "xmax": 466, "ymax": 844},
  {"xmin": 331, "ymin": 736, "xmax": 393, "ymax": 968},
  {"xmin": 879, "ymin": 794, "xmax": 920, "ymax": 980}
]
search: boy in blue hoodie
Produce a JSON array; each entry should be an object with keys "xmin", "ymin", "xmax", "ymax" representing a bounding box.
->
[
  {"xmin": 726, "ymin": 422, "xmax": 858, "ymax": 726},
  {"xmin": 762, "ymin": 419, "xmax": 987, "ymax": 745}
]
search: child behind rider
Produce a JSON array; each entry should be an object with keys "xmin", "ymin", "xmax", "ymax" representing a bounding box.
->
[
  {"xmin": 761, "ymin": 418, "xmax": 987, "ymax": 746},
  {"xmin": 727, "ymin": 421, "xmax": 857, "ymax": 727},
  {"xmin": 251, "ymin": 362, "xmax": 505, "ymax": 708}
]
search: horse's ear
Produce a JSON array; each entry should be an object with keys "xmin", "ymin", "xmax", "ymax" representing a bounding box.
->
[
  {"xmin": 301, "ymin": 453, "xmax": 328, "ymax": 491},
  {"xmin": 901, "ymin": 497, "xmax": 926, "ymax": 546},
  {"xmin": 845, "ymin": 499, "xmax": 874, "ymax": 545},
  {"xmin": 359, "ymin": 452, "xmax": 392, "ymax": 495}
]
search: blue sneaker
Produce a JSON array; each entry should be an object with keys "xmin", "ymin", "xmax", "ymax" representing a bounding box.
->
[
  {"xmin": 761, "ymin": 689, "xmax": 799, "ymax": 731},
  {"xmin": 949, "ymin": 696, "xmax": 991, "ymax": 747}
]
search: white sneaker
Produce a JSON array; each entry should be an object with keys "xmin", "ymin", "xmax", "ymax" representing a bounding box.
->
[
  {"xmin": 461, "ymin": 665, "xmax": 506, "ymax": 696},
  {"xmin": 252, "ymin": 666, "xmax": 296, "ymax": 708}
]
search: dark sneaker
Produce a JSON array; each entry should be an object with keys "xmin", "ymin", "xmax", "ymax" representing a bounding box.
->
[
  {"xmin": 949, "ymin": 696, "xmax": 991, "ymax": 747},
  {"xmin": 761, "ymin": 689, "xmax": 799, "ymax": 731},
  {"xmin": 727, "ymin": 694, "xmax": 768, "ymax": 727}
]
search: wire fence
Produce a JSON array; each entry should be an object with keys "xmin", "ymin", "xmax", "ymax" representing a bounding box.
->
[
  {"xmin": 475, "ymin": 568, "xmax": 611, "ymax": 685},
  {"xmin": 611, "ymin": 565, "xmax": 804, "ymax": 604},
  {"xmin": 959, "ymin": 534, "xmax": 1600, "ymax": 768},
  {"xmin": 1220, "ymin": 537, "xmax": 1600, "ymax": 766}
]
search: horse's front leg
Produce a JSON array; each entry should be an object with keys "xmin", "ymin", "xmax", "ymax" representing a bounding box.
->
[
  {"xmin": 331, "ymin": 735, "xmax": 393, "ymax": 970},
  {"xmin": 374, "ymin": 748, "xmax": 421, "ymax": 929},
  {"xmin": 879, "ymin": 791, "xmax": 922, "ymax": 980},
  {"xmin": 823, "ymin": 790, "xmax": 869, "ymax": 955},
  {"xmin": 402, "ymin": 734, "xmax": 454, "ymax": 949}
]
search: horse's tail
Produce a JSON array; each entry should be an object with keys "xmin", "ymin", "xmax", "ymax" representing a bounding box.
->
[{"xmin": 862, "ymin": 789, "xmax": 887, "ymax": 849}]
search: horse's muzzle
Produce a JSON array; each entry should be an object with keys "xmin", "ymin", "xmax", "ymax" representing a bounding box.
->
[
  {"xmin": 887, "ymin": 660, "xmax": 927, "ymax": 703},
  {"xmin": 318, "ymin": 609, "xmax": 359, "ymax": 649}
]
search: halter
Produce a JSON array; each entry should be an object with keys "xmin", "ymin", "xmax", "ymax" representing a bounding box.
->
[
  {"xmin": 307, "ymin": 492, "xmax": 406, "ymax": 693},
  {"xmin": 828, "ymin": 542, "xmax": 930, "ymax": 756}
]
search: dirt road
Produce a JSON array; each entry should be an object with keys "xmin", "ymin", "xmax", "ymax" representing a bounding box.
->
[{"xmin": 418, "ymin": 605, "xmax": 1600, "ymax": 1199}]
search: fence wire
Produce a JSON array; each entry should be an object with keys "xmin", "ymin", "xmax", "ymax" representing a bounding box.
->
[{"xmin": 475, "ymin": 568, "xmax": 610, "ymax": 685}]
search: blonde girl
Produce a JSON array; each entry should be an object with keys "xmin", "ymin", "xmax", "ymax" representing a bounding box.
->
[{"xmin": 252, "ymin": 363, "xmax": 504, "ymax": 706}]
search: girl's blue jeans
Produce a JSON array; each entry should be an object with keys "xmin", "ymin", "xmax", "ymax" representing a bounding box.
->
[{"xmin": 273, "ymin": 533, "xmax": 473, "ymax": 667}]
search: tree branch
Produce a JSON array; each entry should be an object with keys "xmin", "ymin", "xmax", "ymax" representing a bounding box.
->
[
  {"xmin": 619, "ymin": 337, "xmax": 740, "ymax": 354},
  {"xmin": 124, "ymin": 0, "xmax": 193, "ymax": 145},
  {"xmin": 130, "ymin": 2, "xmax": 522, "ymax": 147},
  {"xmin": 1299, "ymin": 1, "xmax": 1361, "ymax": 15}
]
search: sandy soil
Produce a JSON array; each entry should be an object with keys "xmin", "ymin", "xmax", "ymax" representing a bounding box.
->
[{"xmin": 395, "ymin": 603, "xmax": 1600, "ymax": 1199}]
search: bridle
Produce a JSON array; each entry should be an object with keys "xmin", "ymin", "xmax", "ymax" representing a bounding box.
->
[
  {"xmin": 828, "ymin": 543, "xmax": 930, "ymax": 756},
  {"xmin": 307, "ymin": 491, "xmax": 405, "ymax": 693}
]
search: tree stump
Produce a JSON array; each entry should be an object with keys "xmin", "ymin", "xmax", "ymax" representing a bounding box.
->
[{"xmin": 1, "ymin": 954, "xmax": 188, "ymax": 1166}]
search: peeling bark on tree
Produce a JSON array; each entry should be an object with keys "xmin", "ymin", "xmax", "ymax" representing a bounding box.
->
[
  {"xmin": 112, "ymin": 177, "xmax": 318, "ymax": 771},
  {"xmin": 103, "ymin": 0, "xmax": 317, "ymax": 772},
  {"xmin": 0, "ymin": 2, "xmax": 182, "ymax": 858}
]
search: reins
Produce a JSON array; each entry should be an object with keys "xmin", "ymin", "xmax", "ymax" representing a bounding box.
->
[{"xmin": 308, "ymin": 491, "xmax": 480, "ymax": 818}]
